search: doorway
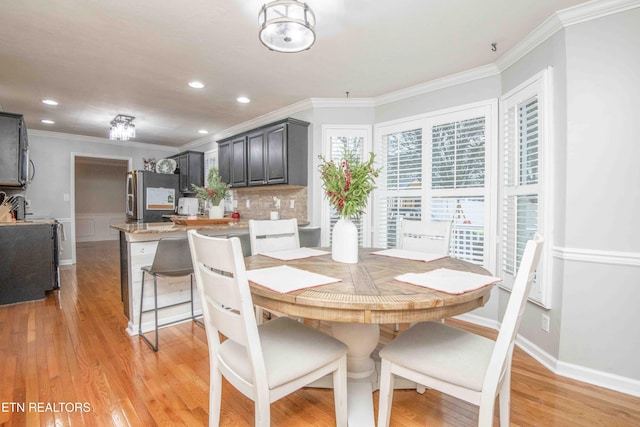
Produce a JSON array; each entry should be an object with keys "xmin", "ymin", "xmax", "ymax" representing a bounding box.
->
[{"xmin": 69, "ymin": 154, "xmax": 132, "ymax": 264}]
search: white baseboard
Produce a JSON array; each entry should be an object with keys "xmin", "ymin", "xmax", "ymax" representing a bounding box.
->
[{"xmin": 454, "ymin": 313, "xmax": 640, "ymax": 398}]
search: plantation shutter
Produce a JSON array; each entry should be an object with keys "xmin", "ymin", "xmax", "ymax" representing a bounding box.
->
[
  {"xmin": 375, "ymin": 128, "xmax": 423, "ymax": 248},
  {"xmin": 430, "ymin": 116, "xmax": 487, "ymax": 265},
  {"xmin": 500, "ymin": 68, "xmax": 551, "ymax": 307},
  {"xmin": 503, "ymin": 96, "xmax": 539, "ymax": 275}
]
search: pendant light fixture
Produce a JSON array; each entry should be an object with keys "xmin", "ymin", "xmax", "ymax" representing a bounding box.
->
[
  {"xmin": 109, "ymin": 114, "xmax": 136, "ymax": 141},
  {"xmin": 258, "ymin": 0, "xmax": 316, "ymax": 53}
]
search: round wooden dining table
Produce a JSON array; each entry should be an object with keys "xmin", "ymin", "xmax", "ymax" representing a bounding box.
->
[{"xmin": 245, "ymin": 247, "xmax": 494, "ymax": 426}]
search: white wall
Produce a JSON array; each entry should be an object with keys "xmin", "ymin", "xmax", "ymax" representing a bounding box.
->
[{"xmin": 559, "ymin": 8, "xmax": 640, "ymax": 380}]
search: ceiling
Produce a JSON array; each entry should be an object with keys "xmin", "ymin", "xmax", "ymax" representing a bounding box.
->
[{"xmin": 0, "ymin": 0, "xmax": 589, "ymax": 148}]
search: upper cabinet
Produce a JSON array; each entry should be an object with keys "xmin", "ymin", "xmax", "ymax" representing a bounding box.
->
[
  {"xmin": 0, "ymin": 112, "xmax": 30, "ymax": 189},
  {"xmin": 218, "ymin": 118, "xmax": 309, "ymax": 188},
  {"xmin": 168, "ymin": 150, "xmax": 204, "ymax": 193}
]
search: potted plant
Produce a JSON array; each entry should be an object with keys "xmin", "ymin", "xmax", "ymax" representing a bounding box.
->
[
  {"xmin": 318, "ymin": 149, "xmax": 381, "ymax": 263},
  {"xmin": 192, "ymin": 167, "xmax": 230, "ymax": 219}
]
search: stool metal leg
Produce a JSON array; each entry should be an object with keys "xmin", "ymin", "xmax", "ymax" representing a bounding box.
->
[{"xmin": 139, "ymin": 272, "xmax": 160, "ymax": 352}]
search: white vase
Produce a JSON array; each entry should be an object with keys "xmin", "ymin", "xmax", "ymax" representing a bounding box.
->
[
  {"xmin": 208, "ymin": 202, "xmax": 224, "ymax": 219},
  {"xmin": 332, "ymin": 217, "xmax": 359, "ymax": 264}
]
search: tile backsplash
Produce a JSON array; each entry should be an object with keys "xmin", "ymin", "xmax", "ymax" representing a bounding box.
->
[{"xmin": 230, "ymin": 186, "xmax": 308, "ymax": 222}]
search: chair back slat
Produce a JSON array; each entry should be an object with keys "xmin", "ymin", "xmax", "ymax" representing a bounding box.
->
[
  {"xmin": 249, "ymin": 218, "xmax": 300, "ymax": 255},
  {"xmin": 398, "ymin": 219, "xmax": 452, "ymax": 255}
]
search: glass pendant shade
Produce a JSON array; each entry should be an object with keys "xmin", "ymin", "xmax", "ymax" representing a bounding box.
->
[
  {"xmin": 259, "ymin": 0, "xmax": 316, "ymax": 53},
  {"xmin": 109, "ymin": 114, "xmax": 136, "ymax": 141}
]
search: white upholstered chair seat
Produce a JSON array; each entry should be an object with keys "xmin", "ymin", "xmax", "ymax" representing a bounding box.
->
[
  {"xmin": 379, "ymin": 321, "xmax": 494, "ymax": 392},
  {"xmin": 219, "ymin": 316, "xmax": 348, "ymax": 389}
]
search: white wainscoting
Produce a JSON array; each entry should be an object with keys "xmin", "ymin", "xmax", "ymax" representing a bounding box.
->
[{"xmin": 76, "ymin": 213, "xmax": 126, "ymax": 242}]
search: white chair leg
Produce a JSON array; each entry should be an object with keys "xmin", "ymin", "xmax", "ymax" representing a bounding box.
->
[
  {"xmin": 377, "ymin": 359, "xmax": 395, "ymax": 427},
  {"xmin": 416, "ymin": 384, "xmax": 426, "ymax": 394},
  {"xmin": 333, "ymin": 357, "xmax": 348, "ymax": 427},
  {"xmin": 254, "ymin": 397, "xmax": 270, "ymax": 427},
  {"xmin": 209, "ymin": 368, "xmax": 222, "ymax": 427},
  {"xmin": 498, "ymin": 371, "xmax": 511, "ymax": 427}
]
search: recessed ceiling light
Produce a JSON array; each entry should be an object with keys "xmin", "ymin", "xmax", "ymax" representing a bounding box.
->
[
  {"xmin": 42, "ymin": 99, "xmax": 59, "ymax": 106},
  {"xmin": 41, "ymin": 119, "xmax": 55, "ymax": 124},
  {"xmin": 237, "ymin": 96, "xmax": 251, "ymax": 104},
  {"xmin": 188, "ymin": 81, "xmax": 205, "ymax": 89},
  {"xmin": 198, "ymin": 129, "xmax": 209, "ymax": 134}
]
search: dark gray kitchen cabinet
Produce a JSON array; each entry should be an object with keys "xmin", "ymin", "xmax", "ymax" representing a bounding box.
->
[
  {"xmin": 0, "ymin": 223, "xmax": 56, "ymax": 305},
  {"xmin": 218, "ymin": 117, "xmax": 309, "ymax": 188},
  {"xmin": 169, "ymin": 150, "xmax": 204, "ymax": 193},
  {"xmin": 218, "ymin": 136, "xmax": 247, "ymax": 188}
]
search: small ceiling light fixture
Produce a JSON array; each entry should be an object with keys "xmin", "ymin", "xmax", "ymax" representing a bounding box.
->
[
  {"xmin": 42, "ymin": 99, "xmax": 59, "ymax": 106},
  {"xmin": 198, "ymin": 129, "xmax": 209, "ymax": 134},
  {"xmin": 188, "ymin": 81, "xmax": 205, "ymax": 89},
  {"xmin": 41, "ymin": 119, "xmax": 55, "ymax": 124},
  {"xmin": 258, "ymin": 0, "xmax": 316, "ymax": 53},
  {"xmin": 236, "ymin": 96, "xmax": 251, "ymax": 104},
  {"xmin": 109, "ymin": 114, "xmax": 136, "ymax": 141}
]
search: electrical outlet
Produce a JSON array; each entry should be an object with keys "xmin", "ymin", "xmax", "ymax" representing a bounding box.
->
[
  {"xmin": 541, "ymin": 314, "xmax": 550, "ymax": 333},
  {"xmin": 246, "ymin": 199, "xmax": 250, "ymax": 208},
  {"xmin": 290, "ymin": 199, "xmax": 295, "ymax": 209}
]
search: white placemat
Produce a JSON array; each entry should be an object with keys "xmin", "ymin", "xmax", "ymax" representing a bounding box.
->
[
  {"xmin": 261, "ymin": 247, "xmax": 330, "ymax": 261},
  {"xmin": 395, "ymin": 268, "xmax": 502, "ymax": 294},
  {"xmin": 246, "ymin": 265, "xmax": 341, "ymax": 293},
  {"xmin": 371, "ymin": 248, "xmax": 447, "ymax": 262}
]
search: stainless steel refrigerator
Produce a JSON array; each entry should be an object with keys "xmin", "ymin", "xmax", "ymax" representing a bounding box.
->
[{"xmin": 126, "ymin": 170, "xmax": 180, "ymax": 223}]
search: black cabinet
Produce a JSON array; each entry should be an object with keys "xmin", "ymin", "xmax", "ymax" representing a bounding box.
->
[
  {"xmin": 0, "ymin": 224, "xmax": 56, "ymax": 305},
  {"xmin": 218, "ymin": 118, "xmax": 309, "ymax": 188},
  {"xmin": 218, "ymin": 136, "xmax": 248, "ymax": 187},
  {"xmin": 168, "ymin": 151, "xmax": 204, "ymax": 193}
]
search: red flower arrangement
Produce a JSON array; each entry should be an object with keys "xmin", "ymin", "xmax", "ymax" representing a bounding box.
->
[{"xmin": 317, "ymin": 149, "xmax": 381, "ymax": 218}]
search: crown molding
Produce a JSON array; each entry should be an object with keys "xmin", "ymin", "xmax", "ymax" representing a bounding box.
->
[
  {"xmin": 212, "ymin": 98, "xmax": 315, "ymax": 141},
  {"xmin": 310, "ymin": 98, "xmax": 376, "ymax": 108},
  {"xmin": 374, "ymin": 64, "xmax": 500, "ymax": 107},
  {"xmin": 496, "ymin": 0, "xmax": 640, "ymax": 72},
  {"xmin": 28, "ymin": 129, "xmax": 179, "ymax": 152}
]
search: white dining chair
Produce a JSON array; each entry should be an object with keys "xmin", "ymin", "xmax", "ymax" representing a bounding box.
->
[
  {"xmin": 378, "ymin": 233, "xmax": 544, "ymax": 427},
  {"xmin": 395, "ymin": 219, "xmax": 453, "ymax": 332},
  {"xmin": 398, "ymin": 219, "xmax": 452, "ymax": 255},
  {"xmin": 187, "ymin": 230, "xmax": 348, "ymax": 427},
  {"xmin": 249, "ymin": 218, "xmax": 300, "ymax": 323}
]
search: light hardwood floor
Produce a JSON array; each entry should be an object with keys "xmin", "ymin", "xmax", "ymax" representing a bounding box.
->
[{"xmin": 1, "ymin": 240, "xmax": 639, "ymax": 426}]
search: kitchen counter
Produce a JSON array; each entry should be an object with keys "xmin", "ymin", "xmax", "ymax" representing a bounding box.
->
[{"xmin": 111, "ymin": 218, "xmax": 247, "ymax": 235}]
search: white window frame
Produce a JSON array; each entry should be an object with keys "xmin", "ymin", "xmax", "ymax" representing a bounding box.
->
[
  {"xmin": 499, "ymin": 67, "xmax": 554, "ymax": 308},
  {"xmin": 373, "ymin": 99, "xmax": 498, "ymax": 272},
  {"xmin": 320, "ymin": 125, "xmax": 373, "ymax": 247}
]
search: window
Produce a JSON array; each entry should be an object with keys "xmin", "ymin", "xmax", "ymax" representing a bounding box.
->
[
  {"xmin": 320, "ymin": 126, "xmax": 373, "ymax": 247},
  {"xmin": 374, "ymin": 101, "xmax": 497, "ymax": 269},
  {"xmin": 500, "ymin": 68, "xmax": 552, "ymax": 307}
]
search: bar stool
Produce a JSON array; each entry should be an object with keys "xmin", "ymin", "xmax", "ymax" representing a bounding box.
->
[{"xmin": 138, "ymin": 237, "xmax": 203, "ymax": 351}]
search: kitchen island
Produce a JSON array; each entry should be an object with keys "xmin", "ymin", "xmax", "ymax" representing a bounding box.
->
[{"xmin": 112, "ymin": 218, "xmax": 313, "ymax": 336}]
